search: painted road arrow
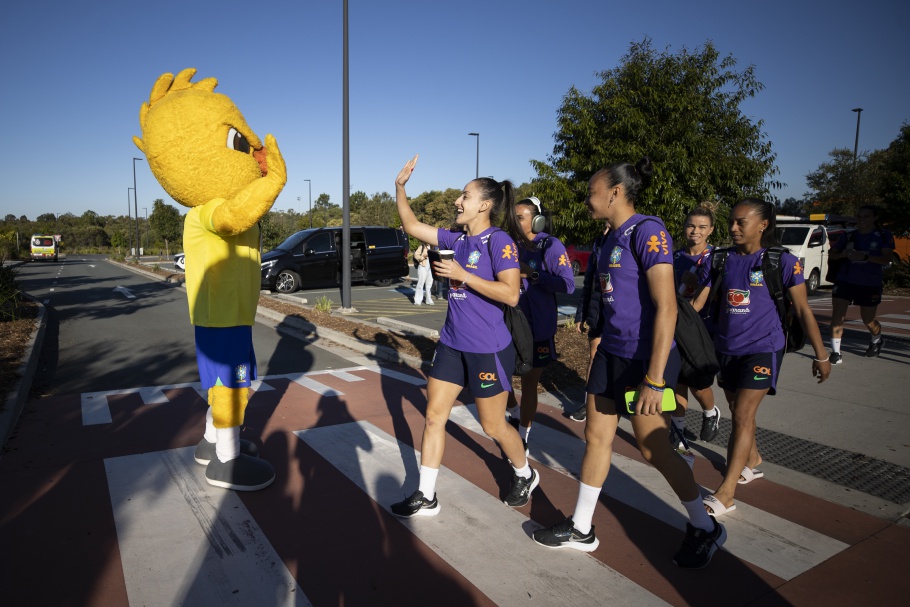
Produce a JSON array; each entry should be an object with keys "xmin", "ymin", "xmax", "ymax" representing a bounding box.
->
[{"xmin": 113, "ymin": 286, "xmax": 136, "ymax": 300}]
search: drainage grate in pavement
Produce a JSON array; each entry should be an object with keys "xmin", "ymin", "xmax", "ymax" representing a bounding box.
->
[{"xmin": 685, "ymin": 410, "xmax": 910, "ymax": 505}]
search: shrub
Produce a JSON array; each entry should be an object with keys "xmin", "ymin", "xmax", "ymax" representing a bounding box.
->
[{"xmin": 314, "ymin": 295, "xmax": 333, "ymax": 313}]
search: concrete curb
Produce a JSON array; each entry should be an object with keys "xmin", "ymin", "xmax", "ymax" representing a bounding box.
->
[{"xmin": 0, "ymin": 295, "xmax": 47, "ymax": 452}]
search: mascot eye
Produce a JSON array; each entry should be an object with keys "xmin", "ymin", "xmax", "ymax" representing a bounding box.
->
[{"xmin": 227, "ymin": 128, "xmax": 251, "ymax": 154}]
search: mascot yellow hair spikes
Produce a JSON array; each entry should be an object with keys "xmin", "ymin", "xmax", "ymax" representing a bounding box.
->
[{"xmin": 134, "ymin": 68, "xmax": 287, "ymax": 491}]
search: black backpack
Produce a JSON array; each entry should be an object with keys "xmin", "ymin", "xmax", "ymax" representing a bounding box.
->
[
  {"xmin": 482, "ymin": 231, "xmax": 534, "ymax": 376},
  {"xmin": 708, "ymin": 246, "xmax": 806, "ymax": 354},
  {"xmin": 628, "ymin": 219, "xmax": 720, "ymax": 389}
]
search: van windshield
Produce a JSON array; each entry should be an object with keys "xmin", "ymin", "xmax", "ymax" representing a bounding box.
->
[{"xmin": 776, "ymin": 226, "xmax": 810, "ymax": 247}]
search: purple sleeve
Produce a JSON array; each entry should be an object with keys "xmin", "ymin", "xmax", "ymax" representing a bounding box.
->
[
  {"xmin": 437, "ymin": 228, "xmax": 458, "ymax": 250},
  {"xmin": 540, "ymin": 238, "xmax": 576, "ymax": 294},
  {"xmin": 490, "ymin": 230, "xmax": 520, "ymax": 275},
  {"xmin": 633, "ymin": 220, "xmax": 674, "ymax": 269},
  {"xmin": 783, "ymin": 252, "xmax": 806, "ymax": 288}
]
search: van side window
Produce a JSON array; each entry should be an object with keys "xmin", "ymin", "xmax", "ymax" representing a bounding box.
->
[
  {"xmin": 306, "ymin": 232, "xmax": 334, "ymax": 253},
  {"xmin": 364, "ymin": 228, "xmax": 398, "ymax": 248}
]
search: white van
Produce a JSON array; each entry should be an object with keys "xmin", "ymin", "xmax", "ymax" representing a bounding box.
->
[{"xmin": 775, "ymin": 215, "xmax": 852, "ymax": 294}]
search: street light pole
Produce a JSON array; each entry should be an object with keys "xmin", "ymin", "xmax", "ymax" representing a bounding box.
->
[
  {"xmin": 127, "ymin": 187, "xmax": 134, "ymax": 255},
  {"xmin": 468, "ymin": 132, "xmax": 479, "ymax": 179},
  {"xmin": 304, "ymin": 179, "xmax": 312, "ymax": 228},
  {"xmin": 851, "ymin": 108, "xmax": 863, "ymax": 169},
  {"xmin": 132, "ymin": 157, "xmax": 143, "ymax": 258},
  {"xmin": 143, "ymin": 207, "xmax": 149, "ymax": 252}
]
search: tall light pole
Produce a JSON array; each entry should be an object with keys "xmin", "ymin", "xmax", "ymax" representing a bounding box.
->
[
  {"xmin": 468, "ymin": 132, "xmax": 479, "ymax": 178},
  {"xmin": 132, "ymin": 157, "xmax": 143, "ymax": 258},
  {"xmin": 127, "ymin": 187, "xmax": 135, "ymax": 255},
  {"xmin": 304, "ymin": 179, "xmax": 312, "ymax": 228},
  {"xmin": 143, "ymin": 207, "xmax": 149, "ymax": 251},
  {"xmin": 851, "ymin": 108, "xmax": 863, "ymax": 169}
]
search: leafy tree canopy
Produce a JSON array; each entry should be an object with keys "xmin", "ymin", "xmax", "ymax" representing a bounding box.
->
[
  {"xmin": 149, "ymin": 199, "xmax": 182, "ymax": 246},
  {"xmin": 530, "ymin": 37, "xmax": 779, "ymax": 245}
]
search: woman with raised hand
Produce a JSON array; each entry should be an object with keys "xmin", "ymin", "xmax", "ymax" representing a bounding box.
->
[
  {"xmin": 390, "ymin": 155, "xmax": 540, "ymax": 516},
  {"xmin": 532, "ymin": 158, "xmax": 727, "ymax": 569},
  {"xmin": 693, "ymin": 198, "xmax": 831, "ymax": 517},
  {"xmin": 505, "ymin": 197, "xmax": 576, "ymax": 449}
]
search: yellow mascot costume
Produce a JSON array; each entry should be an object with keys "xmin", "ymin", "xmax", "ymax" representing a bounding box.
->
[{"xmin": 133, "ymin": 68, "xmax": 287, "ymax": 491}]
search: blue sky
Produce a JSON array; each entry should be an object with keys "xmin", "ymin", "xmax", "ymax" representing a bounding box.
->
[{"xmin": 1, "ymin": 0, "xmax": 907, "ymax": 221}]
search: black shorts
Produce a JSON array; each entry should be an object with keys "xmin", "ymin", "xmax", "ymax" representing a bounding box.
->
[
  {"xmin": 586, "ymin": 347, "xmax": 681, "ymax": 416},
  {"xmin": 832, "ymin": 282, "xmax": 883, "ymax": 307},
  {"xmin": 532, "ymin": 337, "xmax": 557, "ymax": 368},
  {"xmin": 717, "ymin": 349, "xmax": 784, "ymax": 396},
  {"xmin": 429, "ymin": 342, "xmax": 514, "ymax": 396}
]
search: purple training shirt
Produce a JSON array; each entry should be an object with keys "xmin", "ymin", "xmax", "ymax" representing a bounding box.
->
[
  {"xmin": 699, "ymin": 248, "xmax": 805, "ymax": 355},
  {"xmin": 437, "ymin": 227, "xmax": 521, "ymax": 353},
  {"xmin": 517, "ymin": 232, "xmax": 576, "ymax": 341},
  {"xmin": 598, "ymin": 214, "xmax": 675, "ymax": 360}
]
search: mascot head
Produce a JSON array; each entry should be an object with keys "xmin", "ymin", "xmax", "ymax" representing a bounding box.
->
[{"xmin": 133, "ymin": 68, "xmax": 269, "ymax": 208}]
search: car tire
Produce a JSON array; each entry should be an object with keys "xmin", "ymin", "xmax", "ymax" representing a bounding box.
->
[
  {"xmin": 374, "ymin": 278, "xmax": 394, "ymax": 287},
  {"xmin": 571, "ymin": 261, "xmax": 581, "ymax": 276},
  {"xmin": 807, "ymin": 269, "xmax": 820, "ymax": 295},
  {"xmin": 275, "ymin": 270, "xmax": 301, "ymax": 293}
]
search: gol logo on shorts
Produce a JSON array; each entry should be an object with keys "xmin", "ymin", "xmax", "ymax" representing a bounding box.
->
[
  {"xmin": 478, "ymin": 372, "xmax": 498, "ymax": 381},
  {"xmin": 753, "ymin": 365, "xmax": 772, "ymax": 376}
]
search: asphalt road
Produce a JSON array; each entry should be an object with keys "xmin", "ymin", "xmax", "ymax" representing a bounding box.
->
[{"xmin": 17, "ymin": 254, "xmax": 357, "ymax": 395}]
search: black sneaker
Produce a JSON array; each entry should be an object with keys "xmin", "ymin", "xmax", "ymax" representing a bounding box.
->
[
  {"xmin": 391, "ymin": 490, "xmax": 439, "ymax": 518},
  {"xmin": 565, "ymin": 407, "xmax": 587, "ymax": 423},
  {"xmin": 673, "ymin": 521, "xmax": 727, "ymax": 569},
  {"xmin": 503, "ymin": 468, "xmax": 539, "ymax": 507},
  {"xmin": 700, "ymin": 410, "xmax": 720, "ymax": 442},
  {"xmin": 865, "ymin": 337, "xmax": 884, "ymax": 358},
  {"xmin": 205, "ymin": 453, "xmax": 275, "ymax": 491},
  {"xmin": 830, "ymin": 351, "xmax": 843, "ymax": 365},
  {"xmin": 532, "ymin": 517, "xmax": 600, "ymax": 552}
]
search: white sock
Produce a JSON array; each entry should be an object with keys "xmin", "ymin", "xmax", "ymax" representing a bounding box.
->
[
  {"xmin": 215, "ymin": 426, "xmax": 240, "ymax": 463},
  {"xmin": 203, "ymin": 408, "xmax": 217, "ymax": 444},
  {"xmin": 682, "ymin": 497, "xmax": 714, "ymax": 532},
  {"xmin": 418, "ymin": 465, "xmax": 439, "ymax": 501},
  {"xmin": 506, "ymin": 405, "xmax": 520, "ymax": 420},
  {"xmin": 519, "ymin": 425, "xmax": 531, "ymax": 442},
  {"xmin": 571, "ymin": 482, "xmax": 601, "ymax": 535},
  {"xmin": 703, "ymin": 407, "xmax": 718, "ymax": 418},
  {"xmin": 512, "ymin": 462, "xmax": 532, "ymax": 479},
  {"xmin": 671, "ymin": 415, "xmax": 686, "ymax": 430},
  {"xmin": 871, "ymin": 333, "xmax": 882, "ymax": 344},
  {"xmin": 832, "ymin": 338, "xmax": 842, "ymax": 353}
]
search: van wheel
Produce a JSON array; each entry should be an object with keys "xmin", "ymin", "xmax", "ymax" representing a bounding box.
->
[
  {"xmin": 571, "ymin": 261, "xmax": 581, "ymax": 276},
  {"xmin": 374, "ymin": 278, "xmax": 394, "ymax": 287},
  {"xmin": 275, "ymin": 270, "xmax": 301, "ymax": 293},
  {"xmin": 807, "ymin": 269, "xmax": 820, "ymax": 295}
]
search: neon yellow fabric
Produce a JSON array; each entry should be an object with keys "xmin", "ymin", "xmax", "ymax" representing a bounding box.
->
[
  {"xmin": 184, "ymin": 199, "xmax": 261, "ymax": 327},
  {"xmin": 208, "ymin": 385, "xmax": 249, "ymax": 428}
]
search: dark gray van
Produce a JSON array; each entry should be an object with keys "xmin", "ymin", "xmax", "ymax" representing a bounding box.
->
[{"xmin": 260, "ymin": 226, "xmax": 409, "ymax": 293}]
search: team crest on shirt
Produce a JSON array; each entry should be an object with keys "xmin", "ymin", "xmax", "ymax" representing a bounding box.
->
[
  {"xmin": 466, "ymin": 250, "xmax": 481, "ymax": 268},
  {"xmin": 749, "ymin": 270, "xmax": 764, "ymax": 286},
  {"xmin": 609, "ymin": 246, "xmax": 622, "ymax": 267},
  {"xmin": 234, "ymin": 364, "xmax": 248, "ymax": 383},
  {"xmin": 600, "ymin": 272, "xmax": 613, "ymax": 294},
  {"xmin": 501, "ymin": 244, "xmax": 518, "ymax": 262},
  {"xmin": 528, "ymin": 259, "xmax": 539, "ymax": 270},
  {"xmin": 558, "ymin": 253, "xmax": 569, "ymax": 266},
  {"xmin": 793, "ymin": 260, "xmax": 802, "ymax": 275}
]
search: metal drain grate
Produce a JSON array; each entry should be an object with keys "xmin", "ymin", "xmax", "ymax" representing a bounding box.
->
[{"xmin": 684, "ymin": 410, "xmax": 910, "ymax": 504}]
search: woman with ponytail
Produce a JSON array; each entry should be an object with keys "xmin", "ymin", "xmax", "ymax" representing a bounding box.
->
[
  {"xmin": 533, "ymin": 157, "xmax": 727, "ymax": 569},
  {"xmin": 390, "ymin": 155, "xmax": 541, "ymax": 517}
]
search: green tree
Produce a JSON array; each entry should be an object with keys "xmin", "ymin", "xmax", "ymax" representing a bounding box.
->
[
  {"xmin": 530, "ymin": 38, "xmax": 779, "ymax": 245},
  {"xmin": 877, "ymin": 123, "xmax": 910, "ymax": 235},
  {"xmin": 149, "ymin": 199, "xmax": 182, "ymax": 252}
]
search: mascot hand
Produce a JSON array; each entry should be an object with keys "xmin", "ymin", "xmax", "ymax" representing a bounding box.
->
[{"xmin": 213, "ymin": 133, "xmax": 288, "ymax": 236}]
